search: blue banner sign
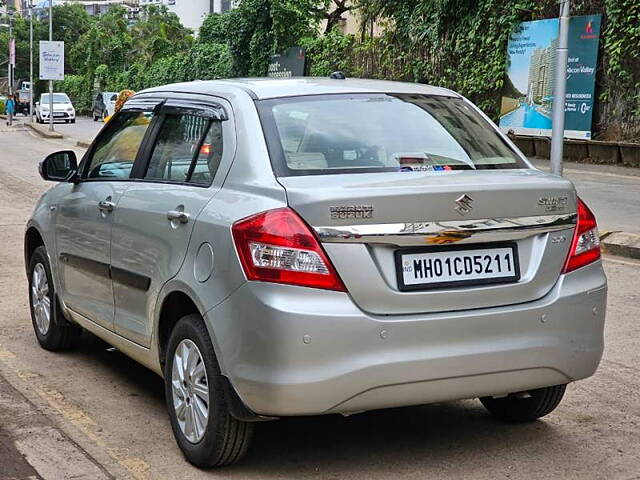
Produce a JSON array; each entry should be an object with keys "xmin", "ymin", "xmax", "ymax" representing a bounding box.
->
[{"xmin": 499, "ymin": 15, "xmax": 601, "ymax": 139}]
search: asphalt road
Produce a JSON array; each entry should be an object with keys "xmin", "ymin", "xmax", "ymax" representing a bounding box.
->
[
  {"xmin": 0, "ymin": 125, "xmax": 639, "ymax": 479},
  {"xmin": 532, "ymin": 159, "xmax": 640, "ymax": 234},
  {"xmin": 54, "ymin": 115, "xmax": 105, "ymax": 142},
  {"xmin": 9, "ymin": 114, "xmax": 104, "ymax": 144}
]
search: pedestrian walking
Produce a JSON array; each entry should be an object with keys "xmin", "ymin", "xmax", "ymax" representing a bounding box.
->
[{"xmin": 6, "ymin": 95, "xmax": 16, "ymax": 126}]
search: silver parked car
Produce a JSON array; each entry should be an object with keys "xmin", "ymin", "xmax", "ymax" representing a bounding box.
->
[{"xmin": 25, "ymin": 78, "xmax": 606, "ymax": 467}]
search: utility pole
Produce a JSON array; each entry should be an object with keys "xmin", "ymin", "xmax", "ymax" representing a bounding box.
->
[
  {"xmin": 550, "ymin": 0, "xmax": 570, "ymax": 176},
  {"xmin": 7, "ymin": 11, "xmax": 13, "ymax": 127},
  {"xmin": 48, "ymin": 0, "xmax": 53, "ymax": 132},
  {"xmin": 29, "ymin": 0, "xmax": 34, "ymax": 123}
]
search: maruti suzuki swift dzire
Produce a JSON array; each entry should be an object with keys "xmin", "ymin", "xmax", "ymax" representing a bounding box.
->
[{"xmin": 25, "ymin": 77, "xmax": 606, "ymax": 467}]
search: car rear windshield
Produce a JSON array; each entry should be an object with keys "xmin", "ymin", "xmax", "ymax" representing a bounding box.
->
[{"xmin": 258, "ymin": 94, "xmax": 527, "ymax": 176}]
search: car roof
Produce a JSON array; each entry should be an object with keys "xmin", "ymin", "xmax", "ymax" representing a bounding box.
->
[{"xmin": 141, "ymin": 77, "xmax": 459, "ymax": 100}]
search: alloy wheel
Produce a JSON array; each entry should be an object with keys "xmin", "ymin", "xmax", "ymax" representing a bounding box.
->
[
  {"xmin": 31, "ymin": 263, "xmax": 51, "ymax": 336},
  {"xmin": 171, "ymin": 339, "xmax": 210, "ymax": 443}
]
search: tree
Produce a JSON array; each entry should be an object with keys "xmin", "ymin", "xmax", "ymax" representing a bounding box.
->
[
  {"xmin": 199, "ymin": 0, "xmax": 332, "ymax": 77},
  {"xmin": 130, "ymin": 5, "xmax": 193, "ymax": 67},
  {"xmin": 51, "ymin": 4, "xmax": 93, "ymax": 75},
  {"xmin": 323, "ymin": 0, "xmax": 354, "ymax": 33},
  {"xmin": 70, "ymin": 6, "xmax": 132, "ymax": 80}
]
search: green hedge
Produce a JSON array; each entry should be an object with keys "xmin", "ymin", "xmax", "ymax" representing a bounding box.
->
[{"xmin": 54, "ymin": 75, "xmax": 93, "ymax": 114}]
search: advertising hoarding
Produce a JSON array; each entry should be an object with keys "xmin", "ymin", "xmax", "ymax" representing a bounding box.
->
[
  {"xmin": 499, "ymin": 15, "xmax": 601, "ymax": 139},
  {"xmin": 39, "ymin": 41, "xmax": 65, "ymax": 81}
]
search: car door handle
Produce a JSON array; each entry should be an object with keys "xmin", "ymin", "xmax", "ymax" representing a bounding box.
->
[
  {"xmin": 98, "ymin": 200, "xmax": 115, "ymax": 213},
  {"xmin": 167, "ymin": 210, "xmax": 190, "ymax": 224}
]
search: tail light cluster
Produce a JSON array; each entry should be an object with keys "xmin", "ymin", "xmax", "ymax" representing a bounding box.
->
[
  {"xmin": 232, "ymin": 208, "xmax": 346, "ymax": 292},
  {"xmin": 562, "ymin": 198, "xmax": 601, "ymax": 273}
]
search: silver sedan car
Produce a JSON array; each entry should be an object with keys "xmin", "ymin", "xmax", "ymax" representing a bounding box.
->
[{"xmin": 25, "ymin": 77, "xmax": 606, "ymax": 467}]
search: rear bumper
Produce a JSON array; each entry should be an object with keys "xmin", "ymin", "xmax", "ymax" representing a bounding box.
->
[{"xmin": 205, "ymin": 261, "xmax": 606, "ymax": 416}]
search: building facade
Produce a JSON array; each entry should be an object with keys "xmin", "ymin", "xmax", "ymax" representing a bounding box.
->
[
  {"xmin": 527, "ymin": 37, "xmax": 558, "ymax": 104},
  {"xmin": 139, "ymin": 0, "xmax": 235, "ymax": 32},
  {"xmin": 27, "ymin": 0, "xmax": 138, "ymax": 18},
  {"xmin": 1, "ymin": 0, "xmax": 20, "ymax": 14}
]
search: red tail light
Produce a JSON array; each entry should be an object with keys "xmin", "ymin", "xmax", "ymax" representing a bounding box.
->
[
  {"xmin": 232, "ymin": 208, "xmax": 346, "ymax": 292},
  {"xmin": 562, "ymin": 198, "xmax": 601, "ymax": 273}
]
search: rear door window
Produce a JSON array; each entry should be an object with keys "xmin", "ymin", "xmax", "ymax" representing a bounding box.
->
[
  {"xmin": 258, "ymin": 94, "xmax": 527, "ymax": 176},
  {"xmin": 143, "ymin": 113, "xmax": 223, "ymax": 186}
]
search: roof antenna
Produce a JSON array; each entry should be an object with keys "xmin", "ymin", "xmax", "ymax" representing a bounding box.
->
[{"xmin": 329, "ymin": 71, "xmax": 346, "ymax": 80}]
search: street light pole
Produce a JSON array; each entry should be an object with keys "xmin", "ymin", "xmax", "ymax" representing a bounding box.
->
[
  {"xmin": 29, "ymin": 0, "xmax": 34, "ymax": 123},
  {"xmin": 550, "ymin": 0, "xmax": 570, "ymax": 176},
  {"xmin": 48, "ymin": 0, "xmax": 54, "ymax": 132}
]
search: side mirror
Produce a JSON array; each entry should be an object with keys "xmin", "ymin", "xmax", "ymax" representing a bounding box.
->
[{"xmin": 39, "ymin": 151, "xmax": 78, "ymax": 182}]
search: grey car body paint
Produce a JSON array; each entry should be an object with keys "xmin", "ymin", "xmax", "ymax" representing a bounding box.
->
[{"xmin": 26, "ymin": 78, "xmax": 607, "ymax": 417}]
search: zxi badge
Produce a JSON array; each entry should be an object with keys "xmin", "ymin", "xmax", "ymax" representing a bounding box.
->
[{"xmin": 455, "ymin": 194, "xmax": 474, "ymax": 216}]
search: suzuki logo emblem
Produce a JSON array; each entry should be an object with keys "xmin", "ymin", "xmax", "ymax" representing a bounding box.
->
[{"xmin": 455, "ymin": 194, "xmax": 474, "ymax": 216}]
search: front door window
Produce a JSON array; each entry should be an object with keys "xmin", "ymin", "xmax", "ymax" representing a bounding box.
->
[{"xmin": 86, "ymin": 111, "xmax": 154, "ymax": 180}]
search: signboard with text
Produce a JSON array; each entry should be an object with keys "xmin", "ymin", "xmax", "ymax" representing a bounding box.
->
[
  {"xmin": 499, "ymin": 15, "xmax": 601, "ymax": 139},
  {"xmin": 268, "ymin": 47, "xmax": 306, "ymax": 78},
  {"xmin": 39, "ymin": 41, "xmax": 65, "ymax": 81}
]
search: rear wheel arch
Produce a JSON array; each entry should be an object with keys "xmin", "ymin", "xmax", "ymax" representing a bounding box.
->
[{"xmin": 157, "ymin": 290, "xmax": 202, "ymax": 369}]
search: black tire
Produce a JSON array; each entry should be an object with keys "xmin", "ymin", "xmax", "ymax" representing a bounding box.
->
[
  {"xmin": 164, "ymin": 314, "xmax": 253, "ymax": 467},
  {"xmin": 28, "ymin": 246, "xmax": 82, "ymax": 351},
  {"xmin": 93, "ymin": 114, "xmax": 98, "ymax": 122},
  {"xmin": 480, "ymin": 384, "xmax": 567, "ymax": 423},
  {"xmin": 71, "ymin": 119, "xmax": 76, "ymax": 124}
]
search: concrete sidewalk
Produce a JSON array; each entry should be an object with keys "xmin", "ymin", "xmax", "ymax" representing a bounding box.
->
[
  {"xmin": 24, "ymin": 121, "xmax": 64, "ymax": 139},
  {"xmin": 0, "ymin": 371, "xmax": 112, "ymax": 479}
]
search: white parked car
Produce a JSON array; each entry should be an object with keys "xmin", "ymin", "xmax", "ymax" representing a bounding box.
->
[{"xmin": 36, "ymin": 93, "xmax": 76, "ymax": 124}]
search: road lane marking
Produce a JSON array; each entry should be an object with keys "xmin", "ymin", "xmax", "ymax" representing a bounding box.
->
[
  {"xmin": 0, "ymin": 345, "xmax": 152, "ymax": 480},
  {"xmin": 0, "ymin": 370, "xmax": 113, "ymax": 480}
]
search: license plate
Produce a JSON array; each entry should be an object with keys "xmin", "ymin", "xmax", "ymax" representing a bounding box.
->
[{"xmin": 395, "ymin": 243, "xmax": 520, "ymax": 291}]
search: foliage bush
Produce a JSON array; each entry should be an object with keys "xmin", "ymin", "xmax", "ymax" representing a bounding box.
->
[
  {"xmin": 0, "ymin": 100, "xmax": 5, "ymax": 115},
  {"xmin": 1, "ymin": 0, "xmax": 637, "ymax": 140},
  {"xmin": 599, "ymin": 0, "xmax": 640, "ymax": 138},
  {"xmin": 54, "ymin": 75, "xmax": 92, "ymax": 113},
  {"xmin": 301, "ymin": 30, "xmax": 355, "ymax": 76}
]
